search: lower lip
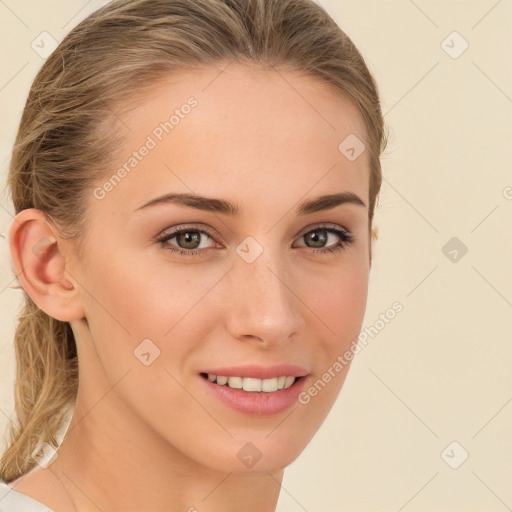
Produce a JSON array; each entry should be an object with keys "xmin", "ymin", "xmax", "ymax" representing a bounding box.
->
[{"xmin": 200, "ymin": 375, "xmax": 307, "ymax": 416}]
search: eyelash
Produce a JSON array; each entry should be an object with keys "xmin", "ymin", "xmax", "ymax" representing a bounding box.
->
[{"xmin": 156, "ymin": 223, "xmax": 354, "ymax": 258}]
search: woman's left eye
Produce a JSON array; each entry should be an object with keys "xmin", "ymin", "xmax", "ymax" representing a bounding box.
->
[{"xmin": 156, "ymin": 224, "xmax": 354, "ymax": 257}]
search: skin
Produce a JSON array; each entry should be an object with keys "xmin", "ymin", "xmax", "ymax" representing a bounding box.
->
[{"xmin": 8, "ymin": 63, "xmax": 372, "ymax": 512}]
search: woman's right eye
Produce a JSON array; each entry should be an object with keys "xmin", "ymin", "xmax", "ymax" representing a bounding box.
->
[{"xmin": 156, "ymin": 227, "xmax": 217, "ymax": 258}]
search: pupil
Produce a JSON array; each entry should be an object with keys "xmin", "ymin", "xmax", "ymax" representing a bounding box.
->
[
  {"xmin": 308, "ymin": 230, "xmax": 326, "ymax": 248},
  {"xmin": 180, "ymin": 231, "xmax": 200, "ymax": 248}
]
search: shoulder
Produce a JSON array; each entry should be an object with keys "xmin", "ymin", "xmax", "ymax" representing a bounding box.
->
[{"xmin": 0, "ymin": 482, "xmax": 54, "ymax": 512}]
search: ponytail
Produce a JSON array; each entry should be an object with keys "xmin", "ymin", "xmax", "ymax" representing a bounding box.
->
[{"xmin": 0, "ymin": 292, "xmax": 77, "ymax": 482}]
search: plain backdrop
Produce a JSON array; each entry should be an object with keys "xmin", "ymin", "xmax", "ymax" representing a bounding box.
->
[{"xmin": 1, "ymin": 1, "xmax": 511, "ymax": 511}]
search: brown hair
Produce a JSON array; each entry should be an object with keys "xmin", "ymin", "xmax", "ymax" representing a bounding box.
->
[{"xmin": 1, "ymin": 0, "xmax": 389, "ymax": 481}]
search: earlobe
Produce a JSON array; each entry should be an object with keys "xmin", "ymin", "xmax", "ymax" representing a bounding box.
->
[{"xmin": 8, "ymin": 208, "xmax": 85, "ymax": 322}]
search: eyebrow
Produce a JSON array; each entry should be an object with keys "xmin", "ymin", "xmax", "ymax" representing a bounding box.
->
[{"xmin": 134, "ymin": 191, "xmax": 366, "ymax": 216}]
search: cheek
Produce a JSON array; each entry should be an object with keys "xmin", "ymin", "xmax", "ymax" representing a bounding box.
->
[
  {"xmin": 299, "ymin": 257, "xmax": 368, "ymax": 396},
  {"xmin": 294, "ymin": 265, "xmax": 368, "ymax": 426},
  {"xmin": 310, "ymin": 260, "xmax": 369, "ymax": 345},
  {"xmin": 77, "ymin": 255, "xmax": 213, "ymax": 427},
  {"xmin": 78, "ymin": 250, "xmax": 226, "ymax": 388}
]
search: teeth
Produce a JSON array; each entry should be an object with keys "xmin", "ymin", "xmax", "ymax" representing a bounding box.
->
[
  {"xmin": 284, "ymin": 376, "xmax": 295, "ymax": 388},
  {"xmin": 261, "ymin": 378, "xmax": 277, "ymax": 392},
  {"xmin": 216, "ymin": 375, "xmax": 228, "ymax": 385},
  {"xmin": 227, "ymin": 376, "xmax": 243, "ymax": 389},
  {"xmin": 205, "ymin": 373, "xmax": 297, "ymax": 392},
  {"xmin": 243, "ymin": 377, "xmax": 262, "ymax": 392}
]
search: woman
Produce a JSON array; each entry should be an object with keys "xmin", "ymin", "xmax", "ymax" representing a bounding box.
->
[{"xmin": 0, "ymin": 0, "xmax": 388, "ymax": 510}]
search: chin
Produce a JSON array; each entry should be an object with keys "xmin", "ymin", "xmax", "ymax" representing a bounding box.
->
[{"xmin": 186, "ymin": 423, "xmax": 318, "ymax": 474}]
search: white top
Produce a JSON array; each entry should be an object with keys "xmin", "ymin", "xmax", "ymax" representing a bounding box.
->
[{"xmin": 0, "ymin": 482, "xmax": 53, "ymax": 511}]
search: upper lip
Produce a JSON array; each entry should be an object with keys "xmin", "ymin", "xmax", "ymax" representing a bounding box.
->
[{"xmin": 200, "ymin": 364, "xmax": 309, "ymax": 380}]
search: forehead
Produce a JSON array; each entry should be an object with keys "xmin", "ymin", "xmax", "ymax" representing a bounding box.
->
[{"xmin": 91, "ymin": 63, "xmax": 369, "ymax": 218}]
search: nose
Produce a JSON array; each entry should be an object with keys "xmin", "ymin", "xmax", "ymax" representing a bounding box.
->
[{"xmin": 224, "ymin": 245, "xmax": 305, "ymax": 347}]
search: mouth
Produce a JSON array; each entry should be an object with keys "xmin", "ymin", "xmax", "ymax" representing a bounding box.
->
[
  {"xmin": 198, "ymin": 369, "xmax": 308, "ymax": 416},
  {"xmin": 199, "ymin": 372, "xmax": 304, "ymax": 393}
]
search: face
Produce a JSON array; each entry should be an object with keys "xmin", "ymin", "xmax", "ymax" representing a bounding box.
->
[{"xmin": 71, "ymin": 63, "xmax": 371, "ymax": 472}]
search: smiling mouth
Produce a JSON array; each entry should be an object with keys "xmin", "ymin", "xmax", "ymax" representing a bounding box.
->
[{"xmin": 199, "ymin": 372, "xmax": 304, "ymax": 393}]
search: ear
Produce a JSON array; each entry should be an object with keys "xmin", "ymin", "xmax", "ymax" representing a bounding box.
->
[
  {"xmin": 8, "ymin": 208, "xmax": 85, "ymax": 322},
  {"xmin": 369, "ymin": 224, "xmax": 379, "ymax": 267}
]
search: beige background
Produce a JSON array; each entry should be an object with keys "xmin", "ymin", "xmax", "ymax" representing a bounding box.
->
[{"xmin": 1, "ymin": 1, "xmax": 511, "ymax": 511}]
